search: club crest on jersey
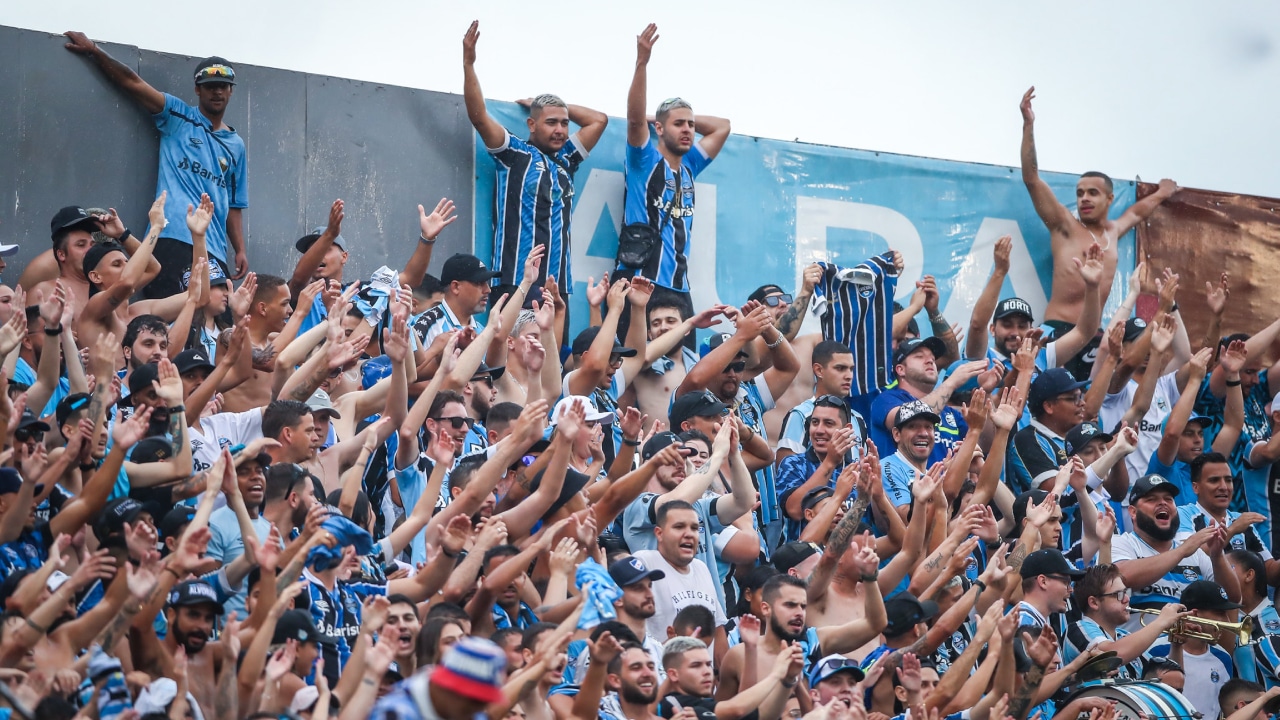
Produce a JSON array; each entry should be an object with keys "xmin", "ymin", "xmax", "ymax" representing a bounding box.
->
[
  {"xmin": 1265, "ymin": 619, "xmax": 1280, "ymax": 632},
  {"xmin": 1181, "ymin": 567, "xmax": 1201, "ymax": 581}
]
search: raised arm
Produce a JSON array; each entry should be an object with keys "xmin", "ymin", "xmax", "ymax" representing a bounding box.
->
[
  {"xmin": 51, "ymin": 407, "xmax": 154, "ymax": 537},
  {"xmin": 401, "ymin": 199, "xmax": 457, "ymax": 288},
  {"xmin": 1018, "ymin": 87, "xmax": 1073, "ymax": 234},
  {"xmin": 967, "ymin": 236, "xmax": 1011, "ymax": 360},
  {"xmin": 1117, "ymin": 179, "xmax": 1179, "ymax": 235},
  {"xmin": 568, "ymin": 279, "xmax": 630, "ymax": 395},
  {"xmin": 83, "ymin": 194, "xmax": 166, "ymax": 322},
  {"xmin": 289, "ymin": 200, "xmax": 343, "ymax": 297},
  {"xmin": 1154, "ymin": 348, "xmax": 1210, "ymax": 467},
  {"xmin": 777, "ymin": 264, "xmax": 822, "ymax": 341},
  {"xmin": 566, "ymin": 103, "xmax": 609, "ymax": 151},
  {"xmin": 461, "ymin": 22, "xmax": 508, "ymax": 150},
  {"xmin": 627, "ymin": 25, "xmax": 658, "ymax": 147},
  {"xmin": 64, "ymin": 32, "xmax": 165, "ymax": 114},
  {"xmin": 1115, "ymin": 526, "xmax": 1212, "ymax": 590},
  {"xmin": 695, "ymin": 114, "xmax": 731, "ymax": 160},
  {"xmin": 1049, "ymin": 241, "xmax": 1104, "ymax": 362}
]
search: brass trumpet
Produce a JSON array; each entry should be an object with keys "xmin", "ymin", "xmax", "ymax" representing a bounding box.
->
[{"xmin": 1135, "ymin": 608, "xmax": 1254, "ymax": 645}]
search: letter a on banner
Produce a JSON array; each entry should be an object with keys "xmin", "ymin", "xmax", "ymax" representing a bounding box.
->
[{"xmin": 940, "ymin": 218, "xmax": 1048, "ymax": 326}]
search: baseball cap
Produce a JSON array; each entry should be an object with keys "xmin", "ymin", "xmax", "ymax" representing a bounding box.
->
[
  {"xmin": 550, "ymin": 395, "xmax": 615, "ymax": 427},
  {"xmin": 773, "ymin": 541, "xmax": 822, "ymax": 573},
  {"xmin": 0, "ymin": 468, "xmax": 23, "ymax": 495},
  {"xmin": 181, "ymin": 261, "xmax": 230, "ymax": 290},
  {"xmin": 526, "ymin": 466, "xmax": 591, "ymax": 520},
  {"xmin": 430, "ymin": 637, "xmax": 508, "ymax": 704},
  {"xmin": 748, "ymin": 283, "xmax": 788, "ymax": 304},
  {"xmin": 1028, "ymin": 368, "xmax": 1089, "ymax": 414},
  {"xmin": 894, "ymin": 399, "xmax": 941, "ymax": 429},
  {"xmin": 306, "ymin": 389, "xmax": 343, "ymax": 420},
  {"xmin": 1123, "ymin": 317, "xmax": 1148, "ymax": 343},
  {"xmin": 641, "ymin": 431, "xmax": 681, "ymax": 461},
  {"xmin": 440, "ymin": 253, "xmax": 501, "ymax": 285},
  {"xmin": 472, "ymin": 362, "xmax": 506, "ymax": 383},
  {"xmin": 669, "ymin": 391, "xmax": 730, "ymax": 429},
  {"xmin": 56, "ymin": 393, "xmax": 92, "ymax": 429},
  {"xmin": 50, "ymin": 206, "xmax": 97, "ymax": 238},
  {"xmin": 884, "ymin": 594, "xmax": 940, "ymax": 636},
  {"xmin": 993, "ymin": 297, "xmax": 1035, "ymax": 322},
  {"xmin": 1180, "ymin": 580, "xmax": 1242, "ymax": 612},
  {"xmin": 158, "ymin": 506, "xmax": 195, "ymax": 540},
  {"xmin": 1019, "ymin": 548, "xmax": 1085, "ymax": 580},
  {"xmin": 128, "ymin": 362, "xmax": 161, "ymax": 400},
  {"xmin": 1011, "ymin": 490, "xmax": 1048, "ymax": 530},
  {"xmin": 173, "ymin": 349, "xmax": 215, "ymax": 376},
  {"xmin": 943, "ymin": 359, "xmax": 983, "ymax": 394},
  {"xmin": 82, "ymin": 242, "xmax": 127, "ymax": 280},
  {"xmin": 15, "ymin": 409, "xmax": 50, "ymax": 436},
  {"xmin": 94, "ymin": 497, "xmax": 149, "ymax": 542},
  {"xmin": 570, "ymin": 326, "xmax": 638, "ymax": 358},
  {"xmin": 893, "ymin": 336, "xmax": 947, "ymax": 366},
  {"xmin": 608, "ymin": 555, "xmax": 667, "ymax": 587},
  {"xmin": 0, "ymin": 243, "xmax": 19, "ymax": 258},
  {"xmin": 1063, "ymin": 421, "xmax": 1113, "ymax": 456},
  {"xmin": 1129, "ymin": 473, "xmax": 1179, "ymax": 503},
  {"xmin": 801, "ymin": 487, "xmax": 835, "ymax": 513},
  {"xmin": 1186, "ymin": 413, "xmax": 1213, "ymax": 429},
  {"xmin": 167, "ymin": 579, "xmax": 224, "ymax": 612},
  {"xmin": 193, "ymin": 57, "xmax": 236, "ymax": 85},
  {"xmin": 702, "ymin": 332, "xmax": 749, "ymax": 359},
  {"xmin": 273, "ymin": 609, "xmax": 333, "ymax": 645},
  {"xmin": 808, "ymin": 654, "xmax": 866, "ymax": 687},
  {"xmin": 295, "ymin": 226, "xmax": 347, "ymax": 253},
  {"xmin": 130, "ymin": 436, "xmax": 175, "ymax": 464}
]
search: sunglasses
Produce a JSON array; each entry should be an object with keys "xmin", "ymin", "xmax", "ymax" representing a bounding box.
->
[
  {"xmin": 436, "ymin": 416, "xmax": 476, "ymax": 430},
  {"xmin": 471, "ymin": 375, "xmax": 494, "ymax": 387},
  {"xmin": 725, "ymin": 361, "xmax": 746, "ymax": 374},
  {"xmin": 763, "ymin": 293, "xmax": 793, "ymax": 307},
  {"xmin": 15, "ymin": 430, "xmax": 44, "ymax": 443},
  {"xmin": 815, "ymin": 656, "xmax": 861, "ymax": 675}
]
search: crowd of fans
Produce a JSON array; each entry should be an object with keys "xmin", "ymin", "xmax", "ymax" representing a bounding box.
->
[{"xmin": 0, "ymin": 20, "xmax": 1275, "ymax": 720}]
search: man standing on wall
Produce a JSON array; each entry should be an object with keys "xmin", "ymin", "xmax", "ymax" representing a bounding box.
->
[
  {"xmin": 462, "ymin": 21, "xmax": 609, "ymax": 308},
  {"xmin": 64, "ymin": 32, "xmax": 249, "ymax": 294},
  {"xmin": 618, "ymin": 24, "xmax": 731, "ymax": 336}
]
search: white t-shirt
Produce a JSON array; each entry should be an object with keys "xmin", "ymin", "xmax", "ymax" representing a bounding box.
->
[
  {"xmin": 189, "ymin": 409, "xmax": 264, "ymax": 473},
  {"xmin": 633, "ymin": 549, "xmax": 726, "ymax": 642},
  {"xmin": 1100, "ymin": 372, "xmax": 1180, "ymax": 482},
  {"xmin": 1111, "ymin": 530, "xmax": 1215, "ymax": 632},
  {"xmin": 1149, "ymin": 639, "xmax": 1232, "ymax": 720}
]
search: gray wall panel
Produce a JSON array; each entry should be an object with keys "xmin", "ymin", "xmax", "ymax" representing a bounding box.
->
[{"xmin": 0, "ymin": 26, "xmax": 475, "ymax": 284}]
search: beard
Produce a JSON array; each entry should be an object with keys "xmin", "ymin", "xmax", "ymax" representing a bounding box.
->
[
  {"xmin": 172, "ymin": 623, "xmax": 209, "ymax": 654},
  {"xmin": 623, "ymin": 599, "xmax": 655, "ymax": 620},
  {"xmin": 1135, "ymin": 510, "xmax": 1179, "ymax": 543},
  {"xmin": 770, "ymin": 614, "xmax": 804, "ymax": 643},
  {"xmin": 620, "ymin": 681, "xmax": 658, "ymax": 705}
]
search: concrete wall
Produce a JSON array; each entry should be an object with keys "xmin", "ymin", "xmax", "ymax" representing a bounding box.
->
[{"xmin": 0, "ymin": 25, "xmax": 476, "ymax": 282}]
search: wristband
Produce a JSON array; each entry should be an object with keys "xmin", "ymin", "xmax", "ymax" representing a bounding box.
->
[
  {"xmin": 1170, "ymin": 303, "xmax": 1180, "ymax": 313},
  {"xmin": 440, "ymin": 546, "xmax": 459, "ymax": 559},
  {"xmin": 622, "ymin": 438, "xmax": 640, "ymax": 448},
  {"xmin": 419, "ymin": 234, "xmax": 436, "ymax": 245},
  {"xmin": 115, "ymin": 228, "xmax": 131, "ymax": 242},
  {"xmin": 167, "ymin": 405, "xmax": 186, "ymax": 414},
  {"xmin": 25, "ymin": 617, "xmax": 49, "ymax": 634},
  {"xmin": 162, "ymin": 566, "xmax": 181, "ymax": 579},
  {"xmin": 79, "ymin": 462, "xmax": 97, "ymax": 472},
  {"xmin": 1226, "ymin": 379, "xmax": 1242, "ymax": 387},
  {"xmin": 973, "ymin": 579, "xmax": 987, "ymax": 594},
  {"xmin": 43, "ymin": 325, "xmax": 63, "ymax": 336},
  {"xmin": 859, "ymin": 572, "xmax": 879, "ymax": 583},
  {"xmin": 780, "ymin": 676, "xmax": 799, "ymax": 689}
]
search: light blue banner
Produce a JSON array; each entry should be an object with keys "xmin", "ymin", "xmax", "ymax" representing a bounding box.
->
[{"xmin": 474, "ymin": 101, "xmax": 1137, "ymax": 336}]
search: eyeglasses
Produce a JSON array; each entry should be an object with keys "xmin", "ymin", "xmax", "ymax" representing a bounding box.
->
[
  {"xmin": 1095, "ymin": 589, "xmax": 1131, "ymax": 602},
  {"xmin": 763, "ymin": 293, "xmax": 793, "ymax": 307},
  {"xmin": 608, "ymin": 354, "xmax": 626, "ymax": 368},
  {"xmin": 724, "ymin": 361, "xmax": 746, "ymax": 374},
  {"xmin": 436, "ymin": 416, "xmax": 476, "ymax": 430},
  {"xmin": 471, "ymin": 375, "xmax": 494, "ymax": 387},
  {"xmin": 1055, "ymin": 392, "xmax": 1085, "ymax": 404},
  {"xmin": 1045, "ymin": 574, "xmax": 1074, "ymax": 585}
]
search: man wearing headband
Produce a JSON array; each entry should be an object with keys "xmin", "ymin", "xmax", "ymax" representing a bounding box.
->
[{"xmin": 65, "ymin": 32, "xmax": 249, "ymax": 292}]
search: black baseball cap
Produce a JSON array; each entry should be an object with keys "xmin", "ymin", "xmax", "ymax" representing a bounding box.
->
[
  {"xmin": 193, "ymin": 57, "xmax": 236, "ymax": 85},
  {"xmin": 82, "ymin": 242, "xmax": 127, "ymax": 279},
  {"xmin": 1028, "ymin": 368, "xmax": 1089, "ymax": 414},
  {"xmin": 1019, "ymin": 548, "xmax": 1085, "ymax": 580},
  {"xmin": 50, "ymin": 206, "xmax": 98, "ymax": 239},
  {"xmin": 608, "ymin": 555, "xmax": 666, "ymax": 587},
  {"xmin": 773, "ymin": 541, "xmax": 822, "ymax": 573},
  {"xmin": 669, "ymin": 391, "xmax": 730, "ymax": 429},
  {"xmin": 884, "ymin": 594, "xmax": 939, "ymax": 636},
  {"xmin": 801, "ymin": 487, "xmax": 835, "ymax": 513},
  {"xmin": 0, "ymin": 468, "xmax": 23, "ymax": 495},
  {"xmin": 273, "ymin": 609, "xmax": 332, "ymax": 645},
  {"xmin": 570, "ymin": 326, "xmax": 638, "ymax": 358},
  {"xmin": 55, "ymin": 393, "xmax": 92, "ymax": 430},
  {"xmin": 15, "ymin": 409, "xmax": 50, "ymax": 435},
  {"xmin": 1180, "ymin": 580, "xmax": 1241, "ymax": 612},
  {"xmin": 748, "ymin": 284, "xmax": 787, "ymax": 304},
  {"xmin": 1063, "ymin": 421, "xmax": 1112, "ymax": 456},
  {"xmin": 128, "ymin": 362, "xmax": 161, "ymax": 400},
  {"xmin": 1011, "ymin": 490, "xmax": 1049, "ymax": 530},
  {"xmin": 641, "ymin": 431, "xmax": 681, "ymax": 461},
  {"xmin": 994, "ymin": 297, "xmax": 1035, "ymax": 322},
  {"xmin": 167, "ymin": 579, "xmax": 225, "ymax": 612},
  {"xmin": 440, "ymin": 253, "xmax": 501, "ymax": 285},
  {"xmin": 94, "ymin": 497, "xmax": 151, "ymax": 542},
  {"xmin": 894, "ymin": 336, "xmax": 947, "ymax": 366},
  {"xmin": 1123, "ymin": 317, "xmax": 1148, "ymax": 343},
  {"xmin": 174, "ymin": 349, "xmax": 215, "ymax": 375},
  {"xmin": 158, "ymin": 506, "xmax": 196, "ymax": 540},
  {"xmin": 705, "ymin": 332, "xmax": 749, "ymax": 359},
  {"xmin": 526, "ymin": 466, "xmax": 591, "ymax": 519},
  {"xmin": 1130, "ymin": 473, "xmax": 1179, "ymax": 503},
  {"xmin": 295, "ymin": 226, "xmax": 347, "ymax": 254},
  {"xmin": 894, "ymin": 399, "xmax": 941, "ymax": 429},
  {"xmin": 131, "ymin": 436, "xmax": 175, "ymax": 464}
]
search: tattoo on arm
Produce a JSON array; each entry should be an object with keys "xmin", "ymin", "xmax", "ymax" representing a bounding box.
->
[
  {"xmin": 922, "ymin": 552, "xmax": 944, "ymax": 573},
  {"xmin": 276, "ymin": 554, "xmax": 307, "ymax": 595},
  {"xmin": 776, "ymin": 288, "xmax": 814, "ymax": 339},
  {"xmin": 1007, "ymin": 666, "xmax": 1045, "ymax": 720},
  {"xmin": 170, "ymin": 471, "xmax": 210, "ymax": 499},
  {"xmin": 825, "ymin": 491, "xmax": 871, "ymax": 554},
  {"xmin": 96, "ymin": 605, "xmax": 137, "ymax": 651},
  {"xmin": 168, "ymin": 410, "xmax": 185, "ymax": 451},
  {"xmin": 1007, "ymin": 540, "xmax": 1031, "ymax": 574}
]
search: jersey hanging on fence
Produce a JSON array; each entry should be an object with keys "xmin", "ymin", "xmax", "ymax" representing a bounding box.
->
[{"xmin": 809, "ymin": 253, "xmax": 899, "ymax": 395}]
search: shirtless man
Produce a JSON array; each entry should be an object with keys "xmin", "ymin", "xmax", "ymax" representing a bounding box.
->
[
  {"xmin": 626, "ymin": 289, "xmax": 725, "ymax": 422},
  {"xmin": 715, "ymin": 556, "xmax": 886, "ymax": 702},
  {"xmin": 221, "ymin": 274, "xmax": 292, "ymax": 412},
  {"xmin": 26, "ymin": 205, "xmax": 161, "ymax": 316},
  {"xmin": 78, "ymin": 194, "xmax": 191, "ymax": 345},
  {"xmin": 1020, "ymin": 86, "xmax": 1178, "ymax": 326},
  {"xmin": 159, "ymin": 579, "xmax": 238, "ymax": 718}
]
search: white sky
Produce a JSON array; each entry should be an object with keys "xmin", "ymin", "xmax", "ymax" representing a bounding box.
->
[{"xmin": 6, "ymin": 1, "xmax": 1280, "ymax": 198}]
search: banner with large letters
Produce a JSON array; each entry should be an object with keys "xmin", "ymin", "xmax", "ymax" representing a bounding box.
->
[{"xmin": 475, "ymin": 101, "xmax": 1138, "ymax": 338}]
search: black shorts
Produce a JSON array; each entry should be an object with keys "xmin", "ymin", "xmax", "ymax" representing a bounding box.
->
[{"xmin": 143, "ymin": 237, "xmax": 232, "ymax": 300}]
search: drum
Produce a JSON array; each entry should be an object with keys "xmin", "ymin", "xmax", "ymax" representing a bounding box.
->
[{"xmin": 1065, "ymin": 680, "xmax": 1201, "ymax": 720}]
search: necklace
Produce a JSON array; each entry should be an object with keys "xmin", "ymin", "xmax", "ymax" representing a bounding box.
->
[{"xmin": 1079, "ymin": 219, "xmax": 1112, "ymax": 252}]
